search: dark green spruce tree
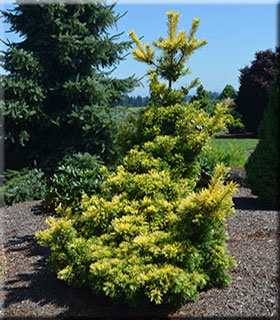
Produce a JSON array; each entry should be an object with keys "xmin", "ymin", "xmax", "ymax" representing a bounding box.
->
[{"xmin": 0, "ymin": 1, "xmax": 138, "ymax": 170}]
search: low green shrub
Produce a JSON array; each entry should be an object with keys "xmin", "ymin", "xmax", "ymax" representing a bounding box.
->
[
  {"xmin": 0, "ymin": 168, "xmax": 47, "ymax": 205},
  {"xmin": 228, "ymin": 117, "xmax": 245, "ymax": 134},
  {"xmin": 58, "ymin": 152, "xmax": 102, "ymax": 170},
  {"xmin": 43, "ymin": 153, "xmax": 106, "ymax": 212},
  {"xmin": 197, "ymin": 146, "xmax": 220, "ymax": 188},
  {"xmin": 245, "ymin": 74, "xmax": 280, "ymax": 208},
  {"xmin": 37, "ymin": 101, "xmax": 237, "ymax": 305}
]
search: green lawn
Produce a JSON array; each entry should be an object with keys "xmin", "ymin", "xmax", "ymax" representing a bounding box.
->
[{"xmin": 209, "ymin": 137, "xmax": 259, "ymax": 167}]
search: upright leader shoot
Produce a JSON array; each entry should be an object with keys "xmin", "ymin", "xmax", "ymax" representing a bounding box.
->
[{"xmin": 129, "ymin": 11, "xmax": 208, "ymax": 92}]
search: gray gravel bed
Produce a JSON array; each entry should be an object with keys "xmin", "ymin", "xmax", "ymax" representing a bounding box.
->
[{"xmin": 0, "ymin": 187, "xmax": 279, "ymax": 319}]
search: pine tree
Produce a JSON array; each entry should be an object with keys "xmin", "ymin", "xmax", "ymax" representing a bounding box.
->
[
  {"xmin": 0, "ymin": 0, "xmax": 138, "ymax": 169},
  {"xmin": 37, "ymin": 11, "xmax": 236, "ymax": 305},
  {"xmin": 129, "ymin": 10, "xmax": 208, "ymax": 106}
]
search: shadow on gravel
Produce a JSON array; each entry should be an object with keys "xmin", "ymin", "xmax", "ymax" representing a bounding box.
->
[
  {"xmin": 31, "ymin": 204, "xmax": 53, "ymax": 216},
  {"xmin": 233, "ymin": 195, "xmax": 276, "ymax": 211},
  {"xmin": 3, "ymin": 235, "xmax": 179, "ymax": 318}
]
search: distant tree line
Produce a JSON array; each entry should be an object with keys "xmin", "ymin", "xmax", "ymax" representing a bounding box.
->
[
  {"xmin": 116, "ymin": 90, "xmax": 220, "ymax": 108},
  {"xmin": 114, "ymin": 95, "xmax": 149, "ymax": 108}
]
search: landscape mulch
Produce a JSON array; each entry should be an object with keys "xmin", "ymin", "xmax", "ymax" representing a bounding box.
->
[{"xmin": 0, "ymin": 187, "xmax": 279, "ymax": 319}]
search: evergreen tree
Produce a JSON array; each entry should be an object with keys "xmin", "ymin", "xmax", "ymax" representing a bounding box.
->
[
  {"xmin": 129, "ymin": 10, "xmax": 208, "ymax": 105},
  {"xmin": 245, "ymin": 73, "xmax": 280, "ymax": 208},
  {"xmin": 219, "ymin": 84, "xmax": 237, "ymax": 100},
  {"xmin": 220, "ymin": 85, "xmax": 245, "ymax": 134},
  {"xmin": 37, "ymin": 11, "xmax": 236, "ymax": 305},
  {"xmin": 0, "ymin": 0, "xmax": 138, "ymax": 169},
  {"xmin": 190, "ymin": 84, "xmax": 245, "ymax": 133},
  {"xmin": 190, "ymin": 84, "xmax": 216, "ymax": 115},
  {"xmin": 194, "ymin": 84, "xmax": 209, "ymax": 100}
]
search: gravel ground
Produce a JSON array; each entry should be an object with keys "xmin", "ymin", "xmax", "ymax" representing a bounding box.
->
[{"xmin": 0, "ymin": 187, "xmax": 279, "ymax": 319}]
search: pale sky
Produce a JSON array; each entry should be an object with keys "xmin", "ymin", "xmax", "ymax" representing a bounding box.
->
[{"xmin": 0, "ymin": 1, "xmax": 278, "ymax": 96}]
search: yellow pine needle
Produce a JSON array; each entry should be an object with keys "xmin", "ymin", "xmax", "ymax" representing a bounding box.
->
[
  {"xmin": 132, "ymin": 48, "xmax": 149, "ymax": 63},
  {"xmin": 189, "ymin": 18, "xmax": 200, "ymax": 41},
  {"xmin": 129, "ymin": 30, "xmax": 155, "ymax": 63},
  {"xmin": 166, "ymin": 10, "xmax": 180, "ymax": 41},
  {"xmin": 145, "ymin": 43, "xmax": 155, "ymax": 61},
  {"xmin": 129, "ymin": 29, "xmax": 146, "ymax": 55}
]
